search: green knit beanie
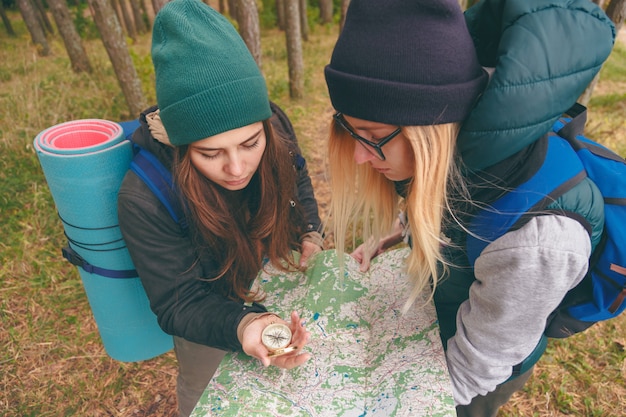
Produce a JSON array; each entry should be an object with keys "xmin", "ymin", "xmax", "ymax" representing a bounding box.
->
[{"xmin": 151, "ymin": 0, "xmax": 271, "ymax": 146}]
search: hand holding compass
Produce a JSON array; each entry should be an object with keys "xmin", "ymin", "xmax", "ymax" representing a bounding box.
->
[
  {"xmin": 261, "ymin": 322, "xmax": 296, "ymax": 357},
  {"xmin": 241, "ymin": 310, "xmax": 311, "ymax": 368}
]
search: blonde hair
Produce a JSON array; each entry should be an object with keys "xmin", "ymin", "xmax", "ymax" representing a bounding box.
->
[{"xmin": 327, "ymin": 120, "xmax": 463, "ymax": 312}]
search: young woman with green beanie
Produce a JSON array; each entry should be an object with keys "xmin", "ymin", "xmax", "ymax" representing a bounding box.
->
[
  {"xmin": 117, "ymin": 0, "xmax": 322, "ymax": 415},
  {"xmin": 323, "ymin": 0, "xmax": 615, "ymax": 415}
]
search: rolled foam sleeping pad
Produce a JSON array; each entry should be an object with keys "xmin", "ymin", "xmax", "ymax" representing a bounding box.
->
[{"xmin": 34, "ymin": 119, "xmax": 173, "ymax": 362}]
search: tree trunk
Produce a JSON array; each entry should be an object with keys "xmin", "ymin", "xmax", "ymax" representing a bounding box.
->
[
  {"xmin": 151, "ymin": 0, "xmax": 169, "ymax": 15},
  {"xmin": 48, "ymin": 0, "xmax": 92, "ymax": 73},
  {"xmin": 141, "ymin": 0, "xmax": 154, "ymax": 28},
  {"xmin": 237, "ymin": 0, "xmax": 262, "ymax": 68},
  {"xmin": 33, "ymin": 0, "xmax": 55, "ymax": 34},
  {"xmin": 318, "ymin": 0, "xmax": 332, "ymax": 24},
  {"xmin": 578, "ymin": 0, "xmax": 626, "ymax": 105},
  {"xmin": 119, "ymin": 0, "xmax": 137, "ymax": 40},
  {"xmin": 275, "ymin": 0, "xmax": 285, "ymax": 30},
  {"xmin": 130, "ymin": 0, "xmax": 147, "ymax": 33},
  {"xmin": 16, "ymin": 0, "xmax": 50, "ymax": 56},
  {"xmin": 110, "ymin": 0, "xmax": 127, "ymax": 34},
  {"xmin": 87, "ymin": 0, "xmax": 147, "ymax": 117},
  {"xmin": 0, "ymin": 2, "xmax": 16, "ymax": 37},
  {"xmin": 339, "ymin": 0, "xmax": 349, "ymax": 32},
  {"xmin": 299, "ymin": 0, "xmax": 308, "ymax": 41},
  {"xmin": 227, "ymin": 0, "xmax": 238, "ymax": 20},
  {"xmin": 606, "ymin": 0, "xmax": 626, "ymax": 33},
  {"xmin": 284, "ymin": 0, "xmax": 303, "ymax": 99},
  {"xmin": 218, "ymin": 0, "xmax": 226, "ymax": 14}
]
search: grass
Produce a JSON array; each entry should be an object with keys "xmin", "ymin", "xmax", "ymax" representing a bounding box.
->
[{"xmin": 1, "ymin": 9, "xmax": 625, "ymax": 417}]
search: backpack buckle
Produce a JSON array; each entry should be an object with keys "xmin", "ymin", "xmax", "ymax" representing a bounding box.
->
[{"xmin": 62, "ymin": 246, "xmax": 87, "ymax": 269}]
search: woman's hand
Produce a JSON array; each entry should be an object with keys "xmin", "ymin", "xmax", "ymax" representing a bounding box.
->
[
  {"xmin": 351, "ymin": 219, "xmax": 404, "ymax": 272},
  {"xmin": 299, "ymin": 240, "xmax": 322, "ymax": 267},
  {"xmin": 241, "ymin": 311, "xmax": 311, "ymax": 369},
  {"xmin": 350, "ymin": 239, "xmax": 384, "ymax": 273}
]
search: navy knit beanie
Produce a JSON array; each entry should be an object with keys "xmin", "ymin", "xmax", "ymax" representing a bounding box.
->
[
  {"xmin": 325, "ymin": 0, "xmax": 488, "ymax": 126},
  {"xmin": 152, "ymin": 0, "xmax": 271, "ymax": 146}
]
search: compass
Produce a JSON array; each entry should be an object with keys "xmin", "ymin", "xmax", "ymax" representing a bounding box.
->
[{"xmin": 261, "ymin": 322, "xmax": 293, "ymax": 355}]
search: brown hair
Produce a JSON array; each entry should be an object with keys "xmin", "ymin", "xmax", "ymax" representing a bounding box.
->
[{"xmin": 173, "ymin": 120, "xmax": 303, "ymax": 302}]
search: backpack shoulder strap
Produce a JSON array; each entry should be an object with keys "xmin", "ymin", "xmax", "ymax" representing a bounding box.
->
[
  {"xmin": 466, "ymin": 129, "xmax": 587, "ymax": 266},
  {"xmin": 118, "ymin": 119, "xmax": 141, "ymax": 140},
  {"xmin": 555, "ymin": 102, "xmax": 587, "ymax": 141},
  {"xmin": 129, "ymin": 144, "xmax": 188, "ymax": 231}
]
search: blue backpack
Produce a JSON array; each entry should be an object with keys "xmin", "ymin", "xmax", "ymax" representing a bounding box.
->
[
  {"xmin": 128, "ymin": 143, "xmax": 188, "ymax": 232},
  {"xmin": 466, "ymin": 103, "xmax": 626, "ymax": 338}
]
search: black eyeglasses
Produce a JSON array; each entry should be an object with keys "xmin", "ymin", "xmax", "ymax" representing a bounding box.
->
[{"xmin": 332, "ymin": 112, "xmax": 401, "ymax": 161}]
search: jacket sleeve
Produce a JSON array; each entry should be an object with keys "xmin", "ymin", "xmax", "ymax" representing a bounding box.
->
[
  {"xmin": 117, "ymin": 172, "xmax": 267, "ymax": 352},
  {"xmin": 445, "ymin": 215, "xmax": 590, "ymax": 405},
  {"xmin": 269, "ymin": 102, "xmax": 323, "ymax": 234}
]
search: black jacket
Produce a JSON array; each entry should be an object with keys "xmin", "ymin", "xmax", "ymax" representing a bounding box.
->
[{"xmin": 117, "ymin": 103, "xmax": 322, "ymax": 351}]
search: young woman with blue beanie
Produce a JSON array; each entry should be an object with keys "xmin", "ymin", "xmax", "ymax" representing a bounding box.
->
[
  {"xmin": 324, "ymin": 0, "xmax": 615, "ymax": 415},
  {"xmin": 117, "ymin": 0, "xmax": 323, "ymax": 415}
]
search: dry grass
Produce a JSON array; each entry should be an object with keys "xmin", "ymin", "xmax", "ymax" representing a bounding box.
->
[{"xmin": 1, "ymin": 10, "xmax": 625, "ymax": 417}]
